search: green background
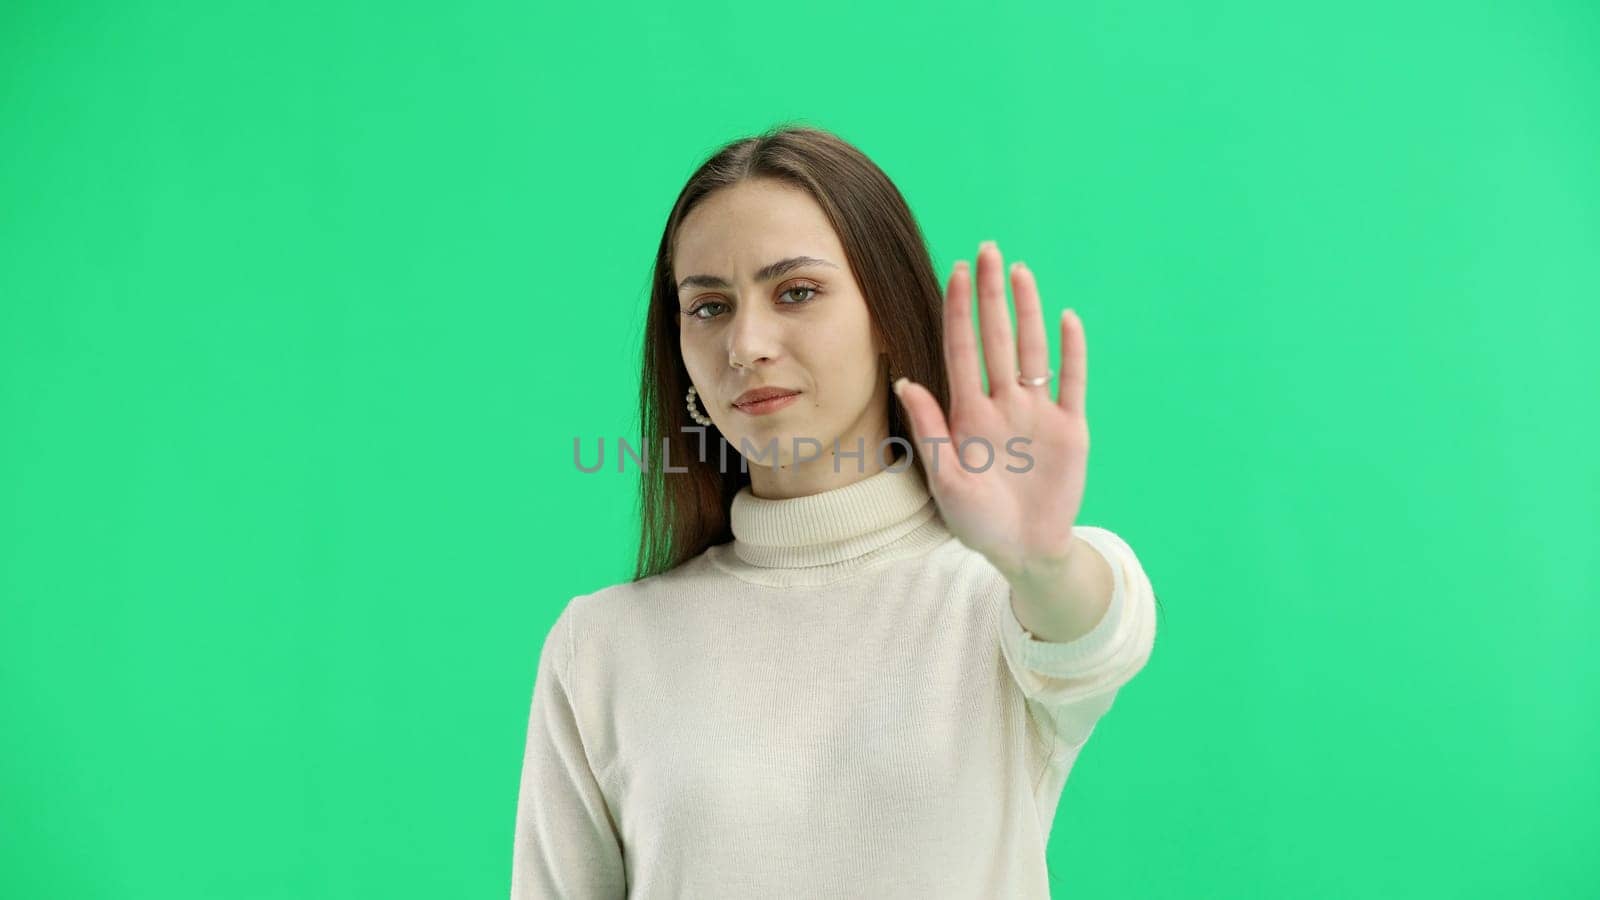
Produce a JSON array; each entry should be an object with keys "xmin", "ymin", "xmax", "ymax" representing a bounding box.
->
[{"xmin": 3, "ymin": 0, "xmax": 1596, "ymax": 896}]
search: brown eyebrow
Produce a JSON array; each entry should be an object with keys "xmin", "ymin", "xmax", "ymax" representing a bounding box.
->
[{"xmin": 676, "ymin": 256, "xmax": 840, "ymax": 292}]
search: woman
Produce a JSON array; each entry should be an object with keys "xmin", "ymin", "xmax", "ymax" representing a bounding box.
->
[{"xmin": 511, "ymin": 125, "xmax": 1158, "ymax": 898}]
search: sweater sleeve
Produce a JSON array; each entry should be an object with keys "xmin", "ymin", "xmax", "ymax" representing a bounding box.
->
[
  {"xmin": 995, "ymin": 524, "xmax": 1158, "ymax": 758},
  {"xmin": 510, "ymin": 602, "xmax": 628, "ymax": 899}
]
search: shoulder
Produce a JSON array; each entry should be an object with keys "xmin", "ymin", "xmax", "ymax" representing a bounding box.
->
[
  {"xmin": 549, "ymin": 550, "xmax": 724, "ymax": 646},
  {"xmin": 574, "ymin": 549, "xmax": 721, "ymax": 610}
]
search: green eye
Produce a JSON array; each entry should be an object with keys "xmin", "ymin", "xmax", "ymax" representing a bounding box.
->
[{"xmin": 687, "ymin": 302, "xmax": 727, "ymax": 320}]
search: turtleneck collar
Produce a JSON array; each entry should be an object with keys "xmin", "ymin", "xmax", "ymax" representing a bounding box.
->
[{"xmin": 705, "ymin": 459, "xmax": 955, "ymax": 586}]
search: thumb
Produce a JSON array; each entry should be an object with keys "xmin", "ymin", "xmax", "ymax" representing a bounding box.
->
[{"xmin": 892, "ymin": 377, "xmax": 957, "ymax": 488}]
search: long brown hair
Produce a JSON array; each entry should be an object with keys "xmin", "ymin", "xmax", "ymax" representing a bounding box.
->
[{"xmin": 634, "ymin": 124, "xmax": 952, "ymax": 581}]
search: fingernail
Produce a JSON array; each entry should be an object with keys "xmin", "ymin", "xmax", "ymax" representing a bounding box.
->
[
  {"xmin": 893, "ymin": 377, "xmax": 908, "ymax": 394},
  {"xmin": 980, "ymin": 240, "xmax": 997, "ymax": 252}
]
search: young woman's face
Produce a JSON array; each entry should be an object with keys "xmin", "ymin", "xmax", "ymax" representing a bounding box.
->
[{"xmin": 673, "ymin": 178, "xmax": 889, "ymax": 472}]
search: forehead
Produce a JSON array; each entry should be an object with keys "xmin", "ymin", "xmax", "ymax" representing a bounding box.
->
[{"xmin": 674, "ymin": 180, "xmax": 845, "ymax": 273}]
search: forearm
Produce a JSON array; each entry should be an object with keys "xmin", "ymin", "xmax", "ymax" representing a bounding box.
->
[{"xmin": 1002, "ymin": 533, "xmax": 1115, "ymax": 644}]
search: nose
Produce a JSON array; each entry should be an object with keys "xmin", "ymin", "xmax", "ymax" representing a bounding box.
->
[{"xmin": 726, "ymin": 295, "xmax": 784, "ymax": 370}]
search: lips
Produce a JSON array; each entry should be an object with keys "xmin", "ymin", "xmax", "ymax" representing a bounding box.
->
[{"xmin": 733, "ymin": 386, "xmax": 801, "ymax": 408}]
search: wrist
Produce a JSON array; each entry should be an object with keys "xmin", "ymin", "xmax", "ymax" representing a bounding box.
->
[{"xmin": 995, "ymin": 535, "xmax": 1084, "ymax": 584}]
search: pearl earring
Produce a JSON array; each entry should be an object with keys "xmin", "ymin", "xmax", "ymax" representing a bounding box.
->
[{"xmin": 685, "ymin": 384, "xmax": 714, "ymax": 427}]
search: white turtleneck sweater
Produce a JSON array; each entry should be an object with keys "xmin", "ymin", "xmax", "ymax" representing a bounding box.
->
[{"xmin": 510, "ymin": 460, "xmax": 1157, "ymax": 899}]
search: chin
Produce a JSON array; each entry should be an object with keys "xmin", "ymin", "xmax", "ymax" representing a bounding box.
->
[{"xmin": 728, "ymin": 426, "xmax": 827, "ymax": 466}]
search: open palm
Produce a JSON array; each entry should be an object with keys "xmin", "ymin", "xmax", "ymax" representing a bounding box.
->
[{"xmin": 893, "ymin": 241, "xmax": 1090, "ymax": 579}]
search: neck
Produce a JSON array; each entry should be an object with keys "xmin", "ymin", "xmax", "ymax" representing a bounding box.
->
[{"xmin": 708, "ymin": 453, "xmax": 953, "ymax": 587}]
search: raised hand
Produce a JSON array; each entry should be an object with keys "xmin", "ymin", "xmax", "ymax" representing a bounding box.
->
[{"xmin": 892, "ymin": 240, "xmax": 1090, "ymax": 580}]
